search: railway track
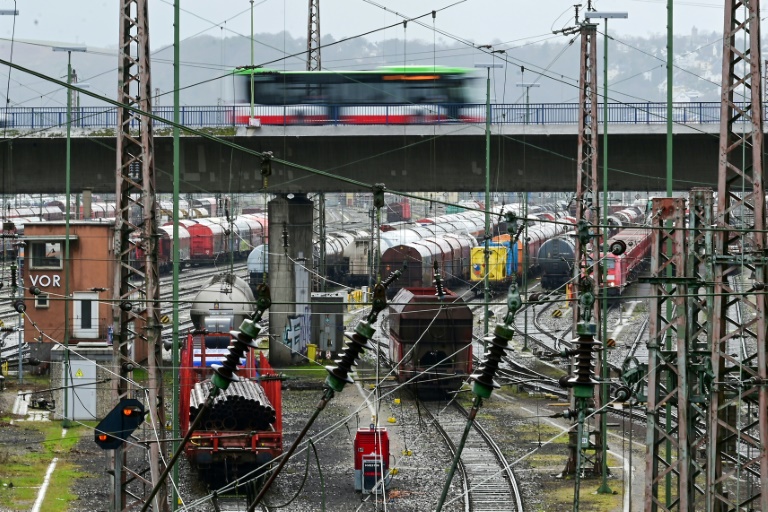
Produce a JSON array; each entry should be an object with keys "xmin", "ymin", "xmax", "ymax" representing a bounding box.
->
[
  {"xmin": 419, "ymin": 398, "xmax": 523, "ymax": 512},
  {"xmin": 513, "ymin": 297, "xmax": 567, "ymax": 356},
  {"xmin": 178, "ymin": 489, "xmax": 271, "ymax": 511}
]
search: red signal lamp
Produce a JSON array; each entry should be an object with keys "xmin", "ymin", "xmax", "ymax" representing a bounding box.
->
[{"xmin": 123, "ymin": 406, "xmax": 142, "ymax": 417}]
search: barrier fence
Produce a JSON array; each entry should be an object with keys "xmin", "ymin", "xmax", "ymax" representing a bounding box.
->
[{"xmin": 0, "ymin": 101, "xmax": 736, "ymax": 131}]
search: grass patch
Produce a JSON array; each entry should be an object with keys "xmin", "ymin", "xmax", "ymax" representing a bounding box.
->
[
  {"xmin": 533, "ymin": 483, "xmax": 621, "ymax": 512},
  {"xmin": 510, "ymin": 422, "xmax": 569, "ymax": 445},
  {"xmin": 0, "ymin": 421, "xmax": 89, "ymax": 511},
  {"xmin": 281, "ymin": 363, "xmax": 327, "ymax": 379},
  {"xmin": 132, "ymin": 368, "xmax": 149, "ymax": 383},
  {"xmin": 3, "ymin": 373, "xmax": 51, "ymax": 390}
]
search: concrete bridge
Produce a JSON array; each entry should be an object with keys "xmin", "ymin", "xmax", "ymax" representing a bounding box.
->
[{"xmin": 0, "ymin": 103, "xmax": 732, "ymax": 194}]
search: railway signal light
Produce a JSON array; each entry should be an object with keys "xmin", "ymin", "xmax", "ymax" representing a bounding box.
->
[{"xmin": 94, "ymin": 398, "xmax": 145, "ymax": 450}]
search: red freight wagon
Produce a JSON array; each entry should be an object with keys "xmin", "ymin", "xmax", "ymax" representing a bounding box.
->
[{"xmin": 187, "ymin": 220, "xmax": 227, "ymax": 263}]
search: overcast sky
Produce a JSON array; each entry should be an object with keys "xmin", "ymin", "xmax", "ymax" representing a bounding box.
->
[{"xmin": 5, "ymin": 0, "xmax": 726, "ymax": 51}]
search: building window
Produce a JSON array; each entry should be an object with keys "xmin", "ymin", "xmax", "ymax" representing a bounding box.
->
[
  {"xmin": 35, "ymin": 294, "xmax": 49, "ymax": 308},
  {"xmin": 81, "ymin": 299, "xmax": 92, "ymax": 329},
  {"xmin": 30, "ymin": 242, "xmax": 63, "ymax": 269}
]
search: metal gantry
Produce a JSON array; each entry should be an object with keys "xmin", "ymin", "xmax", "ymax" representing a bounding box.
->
[
  {"xmin": 113, "ymin": 0, "xmax": 166, "ymax": 510},
  {"xmin": 708, "ymin": 1, "xmax": 768, "ymax": 510}
]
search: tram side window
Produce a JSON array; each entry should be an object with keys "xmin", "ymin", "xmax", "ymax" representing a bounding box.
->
[
  {"xmin": 337, "ymin": 81, "xmax": 387, "ymax": 104},
  {"xmin": 405, "ymin": 83, "xmax": 447, "ymax": 104},
  {"xmin": 30, "ymin": 242, "xmax": 62, "ymax": 269}
]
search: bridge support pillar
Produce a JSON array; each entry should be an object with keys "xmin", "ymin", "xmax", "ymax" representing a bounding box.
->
[{"xmin": 268, "ymin": 193, "xmax": 314, "ymax": 368}]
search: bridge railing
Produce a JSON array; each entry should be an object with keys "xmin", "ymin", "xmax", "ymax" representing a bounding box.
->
[{"xmin": 0, "ymin": 102, "xmax": 733, "ymax": 130}]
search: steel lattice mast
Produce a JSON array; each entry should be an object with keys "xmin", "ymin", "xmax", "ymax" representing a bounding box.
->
[
  {"xmin": 562, "ymin": 19, "xmax": 604, "ymax": 477},
  {"xmin": 307, "ymin": 0, "xmax": 321, "ymax": 71},
  {"xmin": 707, "ymin": 1, "xmax": 768, "ymax": 510},
  {"xmin": 572, "ymin": 21, "xmax": 600, "ymax": 339},
  {"xmin": 308, "ymin": 0, "xmax": 326, "ymax": 292},
  {"xmin": 643, "ymin": 194, "xmax": 709, "ymax": 511},
  {"xmin": 112, "ymin": 0, "xmax": 166, "ymax": 509}
]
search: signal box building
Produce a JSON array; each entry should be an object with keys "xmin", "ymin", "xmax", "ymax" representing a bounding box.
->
[{"xmin": 21, "ymin": 221, "xmax": 116, "ymax": 366}]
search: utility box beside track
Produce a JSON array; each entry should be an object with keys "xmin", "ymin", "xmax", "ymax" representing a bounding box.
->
[
  {"xmin": 354, "ymin": 427, "xmax": 390, "ymax": 494},
  {"xmin": 310, "ymin": 292, "xmax": 345, "ymax": 358}
]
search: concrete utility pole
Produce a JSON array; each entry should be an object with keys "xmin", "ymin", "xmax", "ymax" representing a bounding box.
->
[
  {"xmin": 113, "ymin": 0, "xmax": 166, "ymax": 510},
  {"xmin": 708, "ymin": 1, "xmax": 768, "ymax": 510}
]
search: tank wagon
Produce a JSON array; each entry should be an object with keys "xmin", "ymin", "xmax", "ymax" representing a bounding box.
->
[
  {"xmin": 190, "ymin": 274, "xmax": 256, "ymax": 331},
  {"xmin": 538, "ymin": 235, "xmax": 577, "ymax": 290}
]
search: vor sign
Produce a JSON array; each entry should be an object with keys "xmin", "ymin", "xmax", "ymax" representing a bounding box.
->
[{"xmin": 29, "ymin": 274, "xmax": 61, "ymax": 288}]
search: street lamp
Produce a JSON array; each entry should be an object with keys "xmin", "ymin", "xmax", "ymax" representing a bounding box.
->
[
  {"xmin": 583, "ymin": 10, "xmax": 627, "ymax": 496},
  {"xmin": 516, "ymin": 83, "xmax": 540, "ymax": 124},
  {"xmin": 52, "ymin": 45, "xmax": 86, "ymax": 428},
  {"xmin": 474, "ymin": 62, "xmax": 502, "ymax": 338}
]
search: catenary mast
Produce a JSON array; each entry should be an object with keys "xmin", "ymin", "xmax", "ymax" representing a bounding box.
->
[{"xmin": 112, "ymin": 0, "xmax": 166, "ymax": 509}]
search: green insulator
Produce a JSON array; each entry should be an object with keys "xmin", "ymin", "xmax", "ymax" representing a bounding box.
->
[
  {"xmin": 576, "ymin": 322, "xmax": 596, "ymax": 336},
  {"xmin": 573, "ymin": 384, "xmax": 594, "ymax": 398},
  {"xmin": 472, "ymin": 380, "xmax": 494, "ymax": 399},
  {"xmin": 355, "ymin": 321, "xmax": 375, "ymax": 339},
  {"xmin": 212, "ymin": 372, "xmax": 230, "ymax": 391},
  {"xmin": 239, "ymin": 319, "xmax": 261, "ymax": 339},
  {"xmin": 493, "ymin": 322, "xmax": 514, "ymax": 340},
  {"xmin": 325, "ymin": 373, "xmax": 347, "ymax": 393}
]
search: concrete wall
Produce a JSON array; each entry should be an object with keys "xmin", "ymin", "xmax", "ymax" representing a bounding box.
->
[
  {"xmin": 0, "ymin": 128, "xmax": 723, "ymax": 193},
  {"xmin": 268, "ymin": 194, "xmax": 314, "ymax": 367}
]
